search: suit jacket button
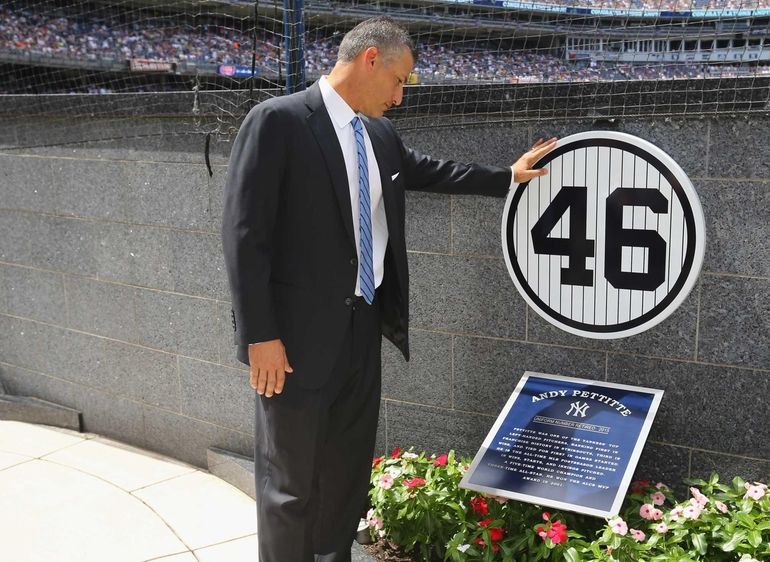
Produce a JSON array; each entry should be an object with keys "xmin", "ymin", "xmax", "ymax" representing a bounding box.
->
[
  {"xmin": 344, "ymin": 297, "xmax": 353, "ymax": 306},
  {"xmin": 350, "ymin": 258, "xmax": 357, "ymax": 265}
]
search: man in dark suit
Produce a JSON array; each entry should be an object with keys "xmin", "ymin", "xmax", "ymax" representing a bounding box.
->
[{"xmin": 221, "ymin": 16, "xmax": 556, "ymax": 561}]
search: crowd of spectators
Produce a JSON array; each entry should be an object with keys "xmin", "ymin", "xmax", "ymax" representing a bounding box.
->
[
  {"xmin": 0, "ymin": 4, "xmax": 766, "ymax": 88},
  {"xmin": 518, "ymin": 0, "xmax": 770, "ymax": 10}
]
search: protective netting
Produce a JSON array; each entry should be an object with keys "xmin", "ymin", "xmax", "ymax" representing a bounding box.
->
[{"xmin": 1, "ymin": 0, "xmax": 769, "ymax": 147}]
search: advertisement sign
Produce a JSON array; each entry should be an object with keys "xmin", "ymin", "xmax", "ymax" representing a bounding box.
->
[
  {"xmin": 129, "ymin": 58, "xmax": 174, "ymax": 72},
  {"xmin": 502, "ymin": 131, "xmax": 705, "ymax": 339},
  {"xmin": 461, "ymin": 372, "xmax": 664, "ymax": 517},
  {"xmin": 218, "ymin": 64, "xmax": 261, "ymax": 78}
]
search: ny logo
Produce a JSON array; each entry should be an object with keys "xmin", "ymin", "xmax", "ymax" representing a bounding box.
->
[{"xmin": 566, "ymin": 401, "xmax": 590, "ymax": 418}]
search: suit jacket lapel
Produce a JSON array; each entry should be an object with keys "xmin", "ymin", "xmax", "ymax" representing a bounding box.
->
[{"xmin": 305, "ymin": 82, "xmax": 356, "ymax": 249}]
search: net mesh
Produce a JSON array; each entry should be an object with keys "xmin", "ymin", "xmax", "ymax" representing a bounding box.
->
[{"xmin": 1, "ymin": 0, "xmax": 769, "ymax": 148}]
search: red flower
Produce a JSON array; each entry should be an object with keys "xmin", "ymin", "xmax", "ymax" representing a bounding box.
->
[
  {"xmin": 390, "ymin": 447, "xmax": 401, "ymax": 459},
  {"xmin": 403, "ymin": 477, "xmax": 426, "ymax": 489},
  {"xmin": 470, "ymin": 496, "xmax": 489, "ymax": 516},
  {"xmin": 474, "ymin": 537, "xmax": 500, "ymax": 552},
  {"xmin": 630, "ymin": 480, "xmax": 651, "ymax": 494},
  {"xmin": 542, "ymin": 511, "xmax": 551, "ymax": 521},
  {"xmin": 372, "ymin": 456, "xmax": 384, "ymax": 469},
  {"xmin": 476, "ymin": 518, "xmax": 505, "ymax": 548},
  {"xmin": 433, "ymin": 453, "xmax": 448, "ymax": 467}
]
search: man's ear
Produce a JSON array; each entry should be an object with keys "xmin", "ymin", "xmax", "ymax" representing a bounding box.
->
[{"xmin": 363, "ymin": 46, "xmax": 379, "ymax": 68}]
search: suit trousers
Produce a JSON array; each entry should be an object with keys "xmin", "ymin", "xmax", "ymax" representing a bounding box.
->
[{"xmin": 253, "ymin": 293, "xmax": 382, "ymax": 562}]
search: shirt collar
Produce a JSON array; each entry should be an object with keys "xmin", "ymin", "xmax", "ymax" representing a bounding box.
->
[{"xmin": 319, "ymin": 75, "xmax": 358, "ymax": 129}]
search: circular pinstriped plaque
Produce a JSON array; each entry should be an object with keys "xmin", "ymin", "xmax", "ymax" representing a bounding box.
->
[{"xmin": 502, "ymin": 131, "xmax": 705, "ymax": 339}]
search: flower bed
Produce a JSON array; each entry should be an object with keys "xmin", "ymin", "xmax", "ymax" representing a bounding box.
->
[{"xmin": 366, "ymin": 448, "xmax": 770, "ymax": 561}]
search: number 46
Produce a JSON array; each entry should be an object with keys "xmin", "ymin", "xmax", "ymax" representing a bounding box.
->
[{"xmin": 531, "ymin": 186, "xmax": 668, "ymax": 292}]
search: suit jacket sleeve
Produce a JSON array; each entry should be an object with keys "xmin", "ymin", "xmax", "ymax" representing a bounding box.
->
[
  {"xmin": 221, "ymin": 103, "xmax": 286, "ymax": 345},
  {"xmin": 384, "ymin": 119, "xmax": 512, "ymax": 197}
]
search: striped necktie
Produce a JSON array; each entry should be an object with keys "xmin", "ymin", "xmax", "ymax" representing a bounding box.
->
[{"xmin": 352, "ymin": 116, "xmax": 374, "ymax": 305}]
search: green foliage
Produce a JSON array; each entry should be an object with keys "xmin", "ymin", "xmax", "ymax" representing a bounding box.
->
[{"xmin": 367, "ymin": 449, "xmax": 770, "ymax": 562}]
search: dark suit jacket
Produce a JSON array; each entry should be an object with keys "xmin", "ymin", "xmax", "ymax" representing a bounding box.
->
[{"xmin": 221, "ymin": 81, "xmax": 512, "ymax": 389}]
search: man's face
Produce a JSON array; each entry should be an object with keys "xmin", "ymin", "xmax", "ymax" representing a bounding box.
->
[{"xmin": 360, "ymin": 46, "xmax": 414, "ymax": 118}]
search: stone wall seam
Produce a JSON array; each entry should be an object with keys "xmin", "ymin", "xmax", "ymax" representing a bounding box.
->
[
  {"xmin": 0, "ymin": 206, "xmax": 220, "ymax": 237},
  {"xmin": 605, "ymin": 349, "xmax": 770, "ymax": 375},
  {"xmin": 61, "ymin": 272, "xmax": 71, "ymax": 328},
  {"xmin": 450, "ymin": 335, "xmax": 455, "ymax": 409},
  {"xmin": 701, "ymin": 270, "xmax": 770, "ymax": 282},
  {"xmin": 694, "ymin": 279, "xmax": 703, "ymax": 362},
  {"xmin": 0, "ymin": 359, "xmax": 149, "ymax": 408},
  {"xmin": 382, "ymin": 398, "xmax": 498, "ymax": 419}
]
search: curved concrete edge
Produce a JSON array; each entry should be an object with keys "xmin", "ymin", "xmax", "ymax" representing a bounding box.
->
[
  {"xmin": 206, "ymin": 447, "xmax": 377, "ymax": 560},
  {"xmin": 207, "ymin": 447, "xmax": 255, "ymax": 500},
  {"xmin": 0, "ymin": 395, "xmax": 82, "ymax": 431}
]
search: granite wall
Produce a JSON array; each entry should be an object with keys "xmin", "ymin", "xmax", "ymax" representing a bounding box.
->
[{"xmin": 1, "ymin": 111, "xmax": 769, "ymax": 492}]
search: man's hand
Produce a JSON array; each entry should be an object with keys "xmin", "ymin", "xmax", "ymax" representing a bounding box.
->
[
  {"xmin": 248, "ymin": 339, "xmax": 293, "ymax": 397},
  {"xmin": 511, "ymin": 137, "xmax": 558, "ymax": 183}
]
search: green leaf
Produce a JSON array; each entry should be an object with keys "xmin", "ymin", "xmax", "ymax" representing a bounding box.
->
[
  {"xmin": 721, "ymin": 530, "xmax": 747, "ymax": 552},
  {"xmin": 709, "ymin": 472, "xmax": 720, "ymax": 486},
  {"xmin": 563, "ymin": 547, "xmax": 582, "ymax": 562},
  {"xmin": 748, "ymin": 529, "xmax": 762, "ymax": 547},
  {"xmin": 691, "ymin": 533, "xmax": 707, "ymax": 555}
]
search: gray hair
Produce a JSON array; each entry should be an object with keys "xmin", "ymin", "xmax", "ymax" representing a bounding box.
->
[{"xmin": 337, "ymin": 16, "xmax": 417, "ymax": 64}]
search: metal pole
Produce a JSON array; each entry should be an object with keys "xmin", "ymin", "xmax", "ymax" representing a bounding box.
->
[{"xmin": 282, "ymin": 0, "xmax": 306, "ymax": 93}]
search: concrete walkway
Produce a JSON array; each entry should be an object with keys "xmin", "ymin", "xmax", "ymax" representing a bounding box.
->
[
  {"xmin": 0, "ymin": 420, "xmax": 375, "ymax": 562},
  {"xmin": 0, "ymin": 420, "xmax": 258, "ymax": 561}
]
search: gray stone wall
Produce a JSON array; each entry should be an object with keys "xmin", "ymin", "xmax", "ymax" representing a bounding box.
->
[{"xmin": 1, "ymin": 113, "xmax": 768, "ymax": 491}]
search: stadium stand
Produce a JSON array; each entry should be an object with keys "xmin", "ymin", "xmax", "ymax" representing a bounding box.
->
[{"xmin": 0, "ymin": 0, "xmax": 768, "ymax": 94}]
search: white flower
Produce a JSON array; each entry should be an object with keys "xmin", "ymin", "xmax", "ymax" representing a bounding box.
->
[
  {"xmin": 385, "ymin": 466, "xmax": 402, "ymax": 478},
  {"xmin": 457, "ymin": 544, "xmax": 471, "ymax": 553},
  {"xmin": 402, "ymin": 452, "xmax": 419, "ymax": 459},
  {"xmin": 682, "ymin": 504, "xmax": 702, "ymax": 519},
  {"xmin": 739, "ymin": 556, "xmax": 759, "ymax": 562}
]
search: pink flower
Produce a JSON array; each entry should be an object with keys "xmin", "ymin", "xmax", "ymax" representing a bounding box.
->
[
  {"xmin": 655, "ymin": 523, "xmax": 668, "ymax": 533},
  {"xmin": 536, "ymin": 520, "xmax": 568, "ymax": 545},
  {"xmin": 433, "ymin": 453, "xmax": 448, "ymax": 467},
  {"xmin": 547, "ymin": 521, "xmax": 568, "ymax": 544},
  {"xmin": 683, "ymin": 504, "xmax": 702, "ymax": 519},
  {"xmin": 366, "ymin": 509, "xmax": 383, "ymax": 530},
  {"xmin": 655, "ymin": 482, "xmax": 668, "ymax": 490},
  {"xmin": 609, "ymin": 517, "xmax": 628, "ymax": 536},
  {"xmin": 651, "ymin": 491, "xmax": 666, "ymax": 506},
  {"xmin": 650, "ymin": 507, "xmax": 663, "ymax": 520},
  {"xmin": 378, "ymin": 474, "xmax": 393, "ymax": 489},
  {"xmin": 630, "ymin": 528, "xmax": 646, "ymax": 542},
  {"xmin": 639, "ymin": 504, "xmax": 655, "ymax": 520},
  {"xmin": 744, "ymin": 485, "xmax": 766, "ymax": 501},
  {"xmin": 689, "ymin": 487, "xmax": 709, "ymax": 507},
  {"xmin": 715, "ymin": 500, "xmax": 729, "ymax": 513}
]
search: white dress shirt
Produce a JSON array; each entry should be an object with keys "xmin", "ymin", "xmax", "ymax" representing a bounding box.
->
[{"xmin": 319, "ymin": 75, "xmax": 388, "ymax": 296}]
